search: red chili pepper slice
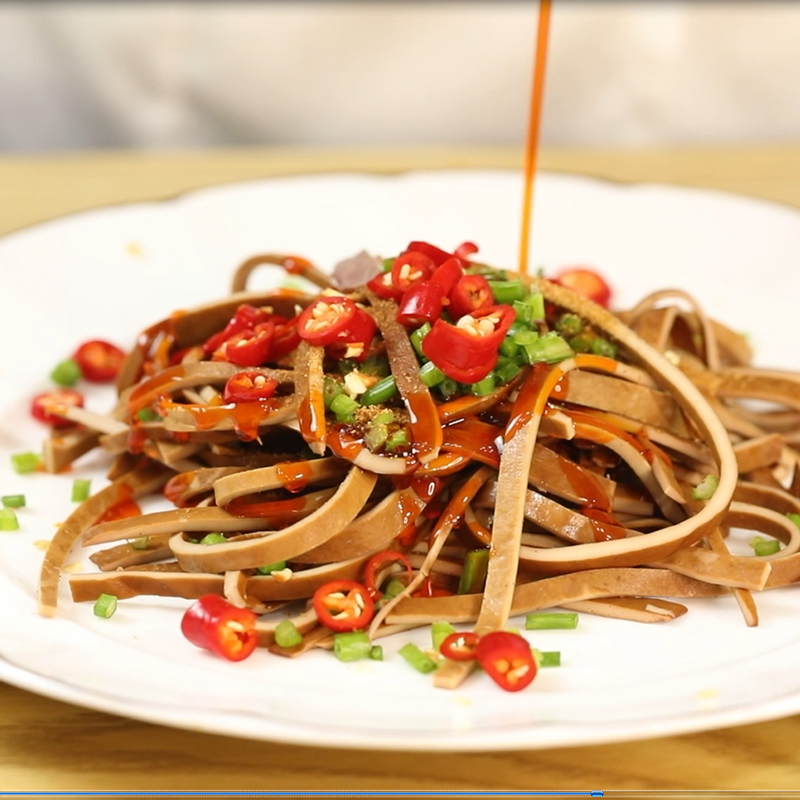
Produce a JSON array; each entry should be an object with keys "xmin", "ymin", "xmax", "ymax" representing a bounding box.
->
[
  {"xmin": 551, "ymin": 267, "xmax": 612, "ymax": 309},
  {"xmin": 203, "ymin": 304, "xmax": 271, "ymax": 355},
  {"xmin": 215, "ymin": 321, "xmax": 275, "ymax": 367},
  {"xmin": 73, "ymin": 339, "xmax": 126, "ymax": 382},
  {"xmin": 298, "ymin": 297, "xmax": 376, "ymax": 358},
  {"xmin": 448, "ymin": 274, "xmax": 494, "ymax": 319},
  {"xmin": 312, "ymin": 579, "xmax": 375, "ymax": 632},
  {"xmin": 405, "ymin": 241, "xmax": 457, "ymax": 267},
  {"xmin": 363, "ymin": 550, "xmax": 413, "ymax": 599},
  {"xmin": 430, "ymin": 257, "xmax": 465, "ymax": 294},
  {"xmin": 390, "ymin": 252, "xmax": 434, "ymax": 292},
  {"xmin": 421, "ymin": 304, "xmax": 515, "ymax": 384},
  {"xmin": 474, "ymin": 630, "xmax": 537, "ymax": 692},
  {"xmin": 453, "ymin": 241, "xmax": 479, "ymax": 260},
  {"xmin": 222, "ymin": 371, "xmax": 279, "ymax": 403},
  {"xmin": 180, "ymin": 594, "xmax": 259, "ymax": 662},
  {"xmin": 30, "ymin": 388, "xmax": 84, "ymax": 427},
  {"xmin": 396, "ymin": 280, "xmax": 449, "ymax": 328},
  {"xmin": 440, "ymin": 631, "xmax": 480, "ymax": 661},
  {"xmin": 366, "ymin": 271, "xmax": 404, "ymax": 301},
  {"xmin": 270, "ymin": 317, "xmax": 301, "ymax": 362}
]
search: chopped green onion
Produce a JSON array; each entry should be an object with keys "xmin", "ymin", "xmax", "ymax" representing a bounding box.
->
[
  {"xmin": 512, "ymin": 328, "xmax": 540, "ymax": 347},
  {"xmin": 330, "ymin": 393, "xmax": 360, "ymax": 420},
  {"xmin": 256, "ymin": 561, "xmax": 287, "ymax": 575},
  {"xmin": 524, "ymin": 292, "xmax": 545, "ymax": 322},
  {"xmin": 0, "ymin": 508, "xmax": 19, "ymax": 531},
  {"xmin": 750, "ymin": 536, "xmax": 781, "ymax": 557},
  {"xmin": 488, "ymin": 279, "xmax": 524, "ymax": 304},
  {"xmin": 275, "ymin": 620, "xmax": 303, "ymax": 648},
  {"xmin": 457, "ymin": 549, "xmax": 490, "ymax": 595},
  {"xmin": 333, "ymin": 631, "xmax": 372, "ymax": 662},
  {"xmin": 93, "ymin": 593, "xmax": 118, "ymax": 619},
  {"xmin": 130, "ymin": 536, "xmax": 149, "ymax": 551},
  {"xmin": 470, "ymin": 374, "xmax": 496, "ymax": 397},
  {"xmin": 369, "ymin": 645, "xmax": 384, "ymax": 661},
  {"xmin": 373, "ymin": 410, "xmax": 394, "ymax": 425},
  {"xmin": 520, "ymin": 332, "xmax": 574, "ymax": 365},
  {"xmin": 431, "ymin": 620, "xmax": 457, "ymax": 651},
  {"xmin": 384, "ymin": 428, "xmax": 409, "ymax": 452},
  {"xmin": 786, "ymin": 513, "xmax": 800, "ymax": 531},
  {"xmin": 555, "ymin": 313, "xmax": 584, "ymax": 338},
  {"xmin": 590, "ymin": 337, "xmax": 618, "ymax": 359},
  {"xmin": 383, "ymin": 577, "xmax": 407, "ymax": 599},
  {"xmin": 525, "ymin": 612, "xmax": 579, "ymax": 630},
  {"xmin": 71, "ymin": 478, "xmax": 91, "ymax": 503},
  {"xmin": 532, "ymin": 648, "xmax": 561, "ymax": 668},
  {"xmin": 436, "ymin": 378, "xmax": 460, "ymax": 401},
  {"xmin": 359, "ymin": 354, "xmax": 391, "ymax": 378},
  {"xmin": 11, "ymin": 452, "xmax": 41, "ymax": 474},
  {"xmin": 360, "ymin": 375, "xmax": 397, "ymax": 406},
  {"xmin": 495, "ymin": 360, "xmax": 522, "ymax": 385},
  {"xmin": 323, "ymin": 377, "xmax": 345, "ymax": 408},
  {"xmin": 50, "ymin": 358, "xmax": 82, "ymax": 387},
  {"xmin": 410, "ymin": 323, "xmax": 431, "ymax": 359},
  {"xmin": 199, "ymin": 533, "xmax": 227, "ymax": 545},
  {"xmin": 499, "ymin": 335, "xmax": 521, "ymax": 359},
  {"xmin": 1, "ymin": 494, "xmax": 25, "ymax": 508},
  {"xmin": 364, "ymin": 422, "xmax": 389, "ymax": 452},
  {"xmin": 136, "ymin": 407, "xmax": 162, "ymax": 422},
  {"xmin": 381, "ymin": 257, "xmax": 394, "ymax": 273},
  {"xmin": 691, "ymin": 474, "xmax": 719, "ymax": 501},
  {"xmin": 568, "ymin": 334, "xmax": 594, "ymax": 354},
  {"xmin": 513, "ymin": 300, "xmax": 533, "ymax": 325},
  {"xmin": 418, "ymin": 360, "xmax": 447, "ymax": 387},
  {"xmin": 398, "ymin": 642, "xmax": 438, "ymax": 674}
]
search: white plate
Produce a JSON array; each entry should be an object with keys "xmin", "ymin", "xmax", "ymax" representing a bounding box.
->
[{"xmin": 1, "ymin": 170, "xmax": 800, "ymax": 751}]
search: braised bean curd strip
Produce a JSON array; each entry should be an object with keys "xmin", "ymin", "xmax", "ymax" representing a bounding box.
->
[{"xmin": 29, "ymin": 241, "xmax": 800, "ymax": 694}]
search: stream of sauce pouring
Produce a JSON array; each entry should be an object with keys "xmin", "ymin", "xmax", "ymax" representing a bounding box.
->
[{"xmin": 518, "ymin": 0, "xmax": 553, "ymax": 277}]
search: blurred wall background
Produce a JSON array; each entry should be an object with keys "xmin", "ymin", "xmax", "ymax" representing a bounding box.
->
[{"xmin": 1, "ymin": 1, "xmax": 799, "ymax": 152}]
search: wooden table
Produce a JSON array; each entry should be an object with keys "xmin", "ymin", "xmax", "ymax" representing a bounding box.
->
[{"xmin": 2, "ymin": 145, "xmax": 800, "ymax": 792}]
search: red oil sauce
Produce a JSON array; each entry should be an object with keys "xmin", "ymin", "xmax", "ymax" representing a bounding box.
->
[
  {"xmin": 163, "ymin": 471, "xmax": 198, "ymax": 508},
  {"xmin": 582, "ymin": 507, "xmax": 628, "ymax": 542},
  {"xmin": 282, "ymin": 255, "xmax": 316, "ymax": 275},
  {"xmin": 161, "ymin": 399, "xmax": 281, "ymax": 442},
  {"xmin": 566, "ymin": 408, "xmax": 656, "ymax": 462},
  {"xmin": 97, "ymin": 485, "xmax": 141, "ymax": 524},
  {"xmin": 126, "ymin": 424, "xmax": 147, "ymax": 455},
  {"xmin": 406, "ymin": 390, "xmax": 443, "ymax": 461},
  {"xmin": 226, "ymin": 495, "xmax": 307, "ymax": 519},
  {"xmin": 128, "ymin": 364, "xmax": 187, "ymax": 415},
  {"xmin": 556, "ymin": 455, "xmax": 612, "ymax": 512},
  {"xmin": 573, "ymin": 354, "xmax": 619, "ymax": 374},
  {"xmin": 505, "ymin": 363, "xmax": 565, "ymax": 441},
  {"xmin": 442, "ymin": 418, "xmax": 501, "ymax": 468},
  {"xmin": 518, "ymin": 0, "xmax": 553, "ymax": 276},
  {"xmin": 410, "ymin": 476, "xmax": 442, "ymax": 503},
  {"xmin": 275, "ymin": 461, "xmax": 312, "ymax": 494},
  {"xmin": 415, "ymin": 451, "xmax": 471, "ymax": 478},
  {"xmin": 326, "ymin": 424, "xmax": 366, "ymax": 461}
]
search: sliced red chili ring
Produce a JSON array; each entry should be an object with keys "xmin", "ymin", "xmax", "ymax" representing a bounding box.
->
[
  {"xmin": 429, "ymin": 257, "xmax": 465, "ymax": 294},
  {"xmin": 405, "ymin": 241, "xmax": 457, "ymax": 267},
  {"xmin": 448, "ymin": 274, "xmax": 494, "ymax": 319},
  {"xmin": 73, "ymin": 339, "xmax": 127, "ymax": 382},
  {"xmin": 270, "ymin": 317, "xmax": 301, "ymax": 362},
  {"xmin": 298, "ymin": 297, "xmax": 376, "ymax": 358},
  {"xmin": 222, "ymin": 371, "xmax": 279, "ymax": 403},
  {"xmin": 440, "ymin": 631, "xmax": 480, "ymax": 661},
  {"xmin": 180, "ymin": 594, "xmax": 259, "ymax": 662},
  {"xmin": 453, "ymin": 241, "xmax": 479, "ymax": 260},
  {"xmin": 390, "ymin": 252, "xmax": 434, "ymax": 292},
  {"xmin": 396, "ymin": 280, "xmax": 449, "ymax": 328},
  {"xmin": 215, "ymin": 321, "xmax": 274, "ymax": 367},
  {"xmin": 366, "ymin": 271, "xmax": 404, "ymax": 301},
  {"xmin": 551, "ymin": 267, "xmax": 613, "ymax": 309},
  {"xmin": 30, "ymin": 388, "xmax": 84, "ymax": 427},
  {"xmin": 421, "ymin": 304, "xmax": 515, "ymax": 383},
  {"xmin": 313, "ymin": 579, "xmax": 375, "ymax": 632},
  {"xmin": 474, "ymin": 630, "xmax": 537, "ymax": 692},
  {"xmin": 363, "ymin": 550, "xmax": 413, "ymax": 599},
  {"xmin": 203, "ymin": 304, "xmax": 271, "ymax": 355}
]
